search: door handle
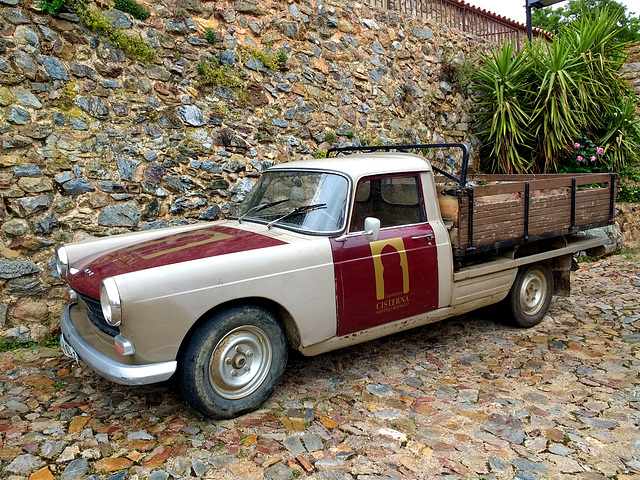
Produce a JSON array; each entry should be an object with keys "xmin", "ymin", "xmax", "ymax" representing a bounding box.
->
[{"xmin": 412, "ymin": 234, "xmax": 434, "ymax": 241}]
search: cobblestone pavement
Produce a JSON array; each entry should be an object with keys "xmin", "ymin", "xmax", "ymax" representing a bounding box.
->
[{"xmin": 1, "ymin": 254, "xmax": 639, "ymax": 480}]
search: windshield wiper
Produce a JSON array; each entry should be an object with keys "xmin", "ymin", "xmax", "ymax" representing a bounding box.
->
[
  {"xmin": 237, "ymin": 199, "xmax": 289, "ymax": 224},
  {"xmin": 267, "ymin": 203, "xmax": 326, "ymax": 229}
]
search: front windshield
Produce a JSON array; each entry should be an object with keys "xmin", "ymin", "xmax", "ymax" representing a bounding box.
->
[{"xmin": 236, "ymin": 170, "xmax": 349, "ymax": 233}]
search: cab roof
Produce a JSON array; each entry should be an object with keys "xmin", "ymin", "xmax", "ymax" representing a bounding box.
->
[{"xmin": 269, "ymin": 152, "xmax": 432, "ymax": 180}]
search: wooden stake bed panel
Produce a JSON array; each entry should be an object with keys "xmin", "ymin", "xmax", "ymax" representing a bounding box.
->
[{"xmin": 443, "ymin": 173, "xmax": 615, "ymax": 257}]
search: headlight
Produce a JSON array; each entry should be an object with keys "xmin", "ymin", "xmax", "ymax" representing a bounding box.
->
[
  {"xmin": 54, "ymin": 245, "xmax": 69, "ymax": 280},
  {"xmin": 100, "ymin": 277, "xmax": 122, "ymax": 327}
]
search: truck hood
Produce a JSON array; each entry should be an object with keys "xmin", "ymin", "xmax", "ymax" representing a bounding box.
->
[{"xmin": 67, "ymin": 224, "xmax": 287, "ymax": 298}]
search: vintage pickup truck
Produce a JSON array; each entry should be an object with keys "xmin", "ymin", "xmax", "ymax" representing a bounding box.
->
[{"xmin": 56, "ymin": 143, "xmax": 615, "ymax": 418}]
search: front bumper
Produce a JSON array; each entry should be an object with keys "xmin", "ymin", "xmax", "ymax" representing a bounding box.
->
[{"xmin": 60, "ymin": 303, "xmax": 177, "ymax": 385}]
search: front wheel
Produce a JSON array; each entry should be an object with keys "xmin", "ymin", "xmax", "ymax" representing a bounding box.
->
[
  {"xmin": 178, "ymin": 305, "xmax": 288, "ymax": 419},
  {"xmin": 505, "ymin": 263, "xmax": 553, "ymax": 328}
]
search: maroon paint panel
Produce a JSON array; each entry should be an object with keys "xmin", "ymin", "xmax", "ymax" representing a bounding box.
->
[
  {"xmin": 331, "ymin": 223, "xmax": 439, "ymax": 335},
  {"xmin": 67, "ymin": 225, "xmax": 286, "ymax": 298}
]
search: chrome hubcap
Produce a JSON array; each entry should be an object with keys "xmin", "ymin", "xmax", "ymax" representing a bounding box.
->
[
  {"xmin": 519, "ymin": 270, "xmax": 547, "ymax": 316},
  {"xmin": 209, "ymin": 326, "xmax": 272, "ymax": 400}
]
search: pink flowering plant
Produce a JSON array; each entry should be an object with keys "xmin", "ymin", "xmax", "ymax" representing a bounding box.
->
[{"xmin": 563, "ymin": 135, "xmax": 608, "ymax": 173}]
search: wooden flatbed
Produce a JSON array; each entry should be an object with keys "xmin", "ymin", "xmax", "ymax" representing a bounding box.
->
[{"xmin": 440, "ymin": 173, "xmax": 616, "ymax": 257}]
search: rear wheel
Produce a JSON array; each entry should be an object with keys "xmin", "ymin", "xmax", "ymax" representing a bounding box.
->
[
  {"xmin": 506, "ymin": 263, "xmax": 553, "ymax": 328},
  {"xmin": 178, "ymin": 305, "xmax": 288, "ymax": 419}
]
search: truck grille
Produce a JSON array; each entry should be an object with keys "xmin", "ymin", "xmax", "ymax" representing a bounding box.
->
[{"xmin": 77, "ymin": 293, "xmax": 120, "ymax": 337}]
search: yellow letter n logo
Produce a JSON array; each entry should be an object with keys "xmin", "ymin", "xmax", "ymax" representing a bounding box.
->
[{"xmin": 370, "ymin": 238, "xmax": 409, "ymax": 301}]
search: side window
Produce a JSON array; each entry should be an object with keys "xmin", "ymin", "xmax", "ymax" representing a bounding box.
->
[{"xmin": 350, "ymin": 175, "xmax": 425, "ymax": 232}]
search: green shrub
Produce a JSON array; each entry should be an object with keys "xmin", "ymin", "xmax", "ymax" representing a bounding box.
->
[
  {"xmin": 42, "ymin": 0, "xmax": 155, "ymax": 62},
  {"xmin": 74, "ymin": 1, "xmax": 156, "ymax": 62},
  {"xmin": 205, "ymin": 28, "xmax": 218, "ymax": 45},
  {"xmin": 616, "ymin": 165, "xmax": 640, "ymax": 203},
  {"xmin": 196, "ymin": 59, "xmax": 245, "ymax": 91},
  {"xmin": 441, "ymin": 56, "xmax": 476, "ymax": 91},
  {"xmin": 617, "ymin": 185, "xmax": 640, "ymax": 203},
  {"xmin": 0, "ymin": 334, "xmax": 60, "ymax": 352},
  {"xmin": 243, "ymin": 47, "xmax": 288, "ymax": 71},
  {"xmin": 276, "ymin": 49, "xmax": 288, "ymax": 64},
  {"xmin": 324, "ymin": 131, "xmax": 337, "ymax": 143},
  {"xmin": 114, "ymin": 0, "xmax": 150, "ymax": 20},
  {"xmin": 40, "ymin": 0, "xmax": 65, "ymax": 14},
  {"xmin": 174, "ymin": 9, "xmax": 188, "ymax": 19}
]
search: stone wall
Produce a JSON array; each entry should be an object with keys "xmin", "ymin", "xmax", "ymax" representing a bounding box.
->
[
  {"xmin": 619, "ymin": 45, "xmax": 640, "ymax": 246},
  {"xmin": 622, "ymin": 44, "xmax": 640, "ymax": 95},
  {"xmin": 0, "ymin": 0, "xmax": 492, "ymax": 341},
  {"xmin": 617, "ymin": 203, "xmax": 640, "ymax": 249}
]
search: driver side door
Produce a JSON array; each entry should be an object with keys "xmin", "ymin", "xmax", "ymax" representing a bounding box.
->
[{"xmin": 330, "ymin": 174, "xmax": 439, "ymax": 335}]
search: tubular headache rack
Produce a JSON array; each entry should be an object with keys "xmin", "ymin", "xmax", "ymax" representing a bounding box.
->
[{"xmin": 327, "ymin": 143, "xmax": 470, "ymax": 187}]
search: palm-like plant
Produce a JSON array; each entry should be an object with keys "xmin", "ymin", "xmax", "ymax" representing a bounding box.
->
[
  {"xmin": 532, "ymin": 36, "xmax": 586, "ymax": 172},
  {"xmin": 599, "ymin": 96, "xmax": 640, "ymax": 170},
  {"xmin": 473, "ymin": 7, "xmax": 640, "ymax": 174},
  {"xmin": 473, "ymin": 43, "xmax": 536, "ymax": 173}
]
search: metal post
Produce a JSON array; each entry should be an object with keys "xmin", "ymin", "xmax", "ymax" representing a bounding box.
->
[
  {"xmin": 570, "ymin": 177, "xmax": 576, "ymax": 230},
  {"xmin": 524, "ymin": 182, "xmax": 530, "ymax": 240},
  {"xmin": 462, "ymin": 5, "xmax": 466, "ymax": 32},
  {"xmin": 526, "ymin": 0, "xmax": 567, "ymax": 42}
]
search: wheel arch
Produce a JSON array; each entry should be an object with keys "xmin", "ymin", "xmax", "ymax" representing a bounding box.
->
[
  {"xmin": 176, "ymin": 297, "xmax": 301, "ymax": 365},
  {"xmin": 512, "ymin": 238, "xmax": 574, "ymax": 297},
  {"xmin": 512, "ymin": 256, "xmax": 571, "ymax": 297}
]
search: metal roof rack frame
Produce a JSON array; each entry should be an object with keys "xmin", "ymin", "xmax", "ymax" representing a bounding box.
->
[{"xmin": 326, "ymin": 143, "xmax": 470, "ymax": 187}]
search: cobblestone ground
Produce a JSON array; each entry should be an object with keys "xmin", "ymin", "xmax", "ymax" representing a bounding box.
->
[{"xmin": 1, "ymin": 254, "xmax": 639, "ymax": 480}]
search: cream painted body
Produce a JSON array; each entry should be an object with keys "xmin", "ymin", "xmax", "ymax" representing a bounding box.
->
[
  {"xmin": 421, "ymin": 170, "xmax": 454, "ymax": 309},
  {"xmin": 60, "ymin": 152, "xmax": 608, "ymax": 379},
  {"xmin": 65, "ymin": 222, "xmax": 338, "ymax": 364},
  {"xmin": 119, "ymin": 233, "xmax": 336, "ymax": 363}
]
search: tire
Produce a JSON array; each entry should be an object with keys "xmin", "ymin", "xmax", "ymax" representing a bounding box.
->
[
  {"xmin": 505, "ymin": 263, "xmax": 554, "ymax": 328},
  {"xmin": 178, "ymin": 305, "xmax": 288, "ymax": 419}
]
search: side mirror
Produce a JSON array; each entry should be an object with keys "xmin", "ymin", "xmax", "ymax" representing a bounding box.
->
[{"xmin": 364, "ymin": 217, "xmax": 380, "ymax": 242}]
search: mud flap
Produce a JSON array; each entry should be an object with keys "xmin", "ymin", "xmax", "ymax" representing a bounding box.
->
[{"xmin": 551, "ymin": 254, "xmax": 572, "ymax": 297}]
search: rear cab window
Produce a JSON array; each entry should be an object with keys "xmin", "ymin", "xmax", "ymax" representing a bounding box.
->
[{"xmin": 350, "ymin": 175, "xmax": 426, "ymax": 232}]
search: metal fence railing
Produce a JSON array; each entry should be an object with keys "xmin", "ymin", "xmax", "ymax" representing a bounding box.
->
[{"xmin": 363, "ymin": 0, "xmax": 547, "ymax": 49}]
